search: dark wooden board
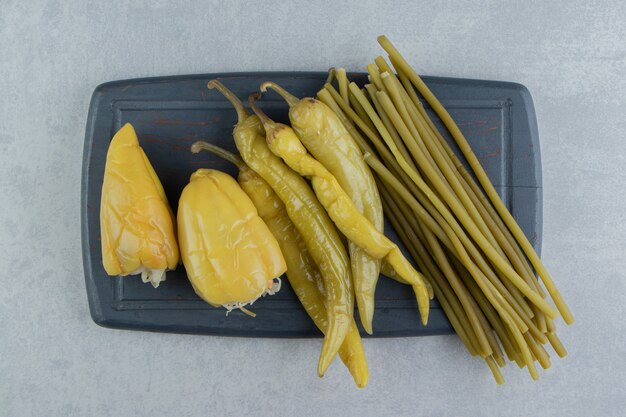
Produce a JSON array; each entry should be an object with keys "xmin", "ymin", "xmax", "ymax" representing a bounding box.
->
[{"xmin": 81, "ymin": 72, "xmax": 541, "ymax": 337}]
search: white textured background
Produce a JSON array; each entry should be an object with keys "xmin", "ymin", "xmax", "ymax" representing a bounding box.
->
[{"xmin": 1, "ymin": 1, "xmax": 625, "ymax": 416}]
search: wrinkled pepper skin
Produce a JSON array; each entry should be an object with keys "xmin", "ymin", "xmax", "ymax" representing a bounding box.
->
[
  {"xmin": 263, "ymin": 83, "xmax": 384, "ymax": 335},
  {"xmin": 177, "ymin": 169, "xmax": 286, "ymax": 311},
  {"xmin": 100, "ymin": 123, "xmax": 178, "ymax": 287}
]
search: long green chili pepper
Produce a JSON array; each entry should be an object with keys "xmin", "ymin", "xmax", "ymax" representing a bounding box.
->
[
  {"xmin": 260, "ymin": 81, "xmax": 383, "ymax": 335},
  {"xmin": 207, "ymin": 80, "xmax": 353, "ymax": 378},
  {"xmin": 248, "ymin": 93, "xmax": 432, "ymax": 325}
]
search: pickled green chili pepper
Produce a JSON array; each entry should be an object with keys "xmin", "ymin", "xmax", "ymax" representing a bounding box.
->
[
  {"xmin": 207, "ymin": 80, "xmax": 353, "ymax": 377},
  {"xmin": 248, "ymin": 93, "xmax": 432, "ymax": 325},
  {"xmin": 260, "ymin": 81, "xmax": 383, "ymax": 334}
]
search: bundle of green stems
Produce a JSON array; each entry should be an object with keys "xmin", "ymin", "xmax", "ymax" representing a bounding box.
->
[{"xmin": 317, "ymin": 36, "xmax": 572, "ymax": 383}]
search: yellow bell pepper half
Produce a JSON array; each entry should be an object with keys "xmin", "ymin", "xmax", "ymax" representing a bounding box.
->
[
  {"xmin": 100, "ymin": 123, "xmax": 179, "ymax": 287},
  {"xmin": 177, "ymin": 168, "xmax": 286, "ymax": 314}
]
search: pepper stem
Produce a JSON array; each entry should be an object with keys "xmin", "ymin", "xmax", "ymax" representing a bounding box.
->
[
  {"xmin": 207, "ymin": 80, "xmax": 249, "ymax": 123},
  {"xmin": 239, "ymin": 307, "xmax": 257, "ymax": 317},
  {"xmin": 248, "ymin": 92, "xmax": 278, "ymax": 132},
  {"xmin": 325, "ymin": 67, "xmax": 336, "ymax": 86},
  {"xmin": 260, "ymin": 81, "xmax": 300, "ymax": 107},
  {"xmin": 191, "ymin": 141, "xmax": 246, "ymax": 170}
]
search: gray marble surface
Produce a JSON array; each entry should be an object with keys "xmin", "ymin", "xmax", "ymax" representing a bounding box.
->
[{"xmin": 1, "ymin": 1, "xmax": 625, "ymax": 416}]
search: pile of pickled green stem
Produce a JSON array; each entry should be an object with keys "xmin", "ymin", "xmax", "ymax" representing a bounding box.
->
[{"xmin": 317, "ymin": 36, "xmax": 572, "ymax": 383}]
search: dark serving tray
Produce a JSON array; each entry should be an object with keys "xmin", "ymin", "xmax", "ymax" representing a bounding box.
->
[{"xmin": 81, "ymin": 72, "xmax": 541, "ymax": 338}]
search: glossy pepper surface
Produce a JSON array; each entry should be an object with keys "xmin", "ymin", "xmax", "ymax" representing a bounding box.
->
[
  {"xmin": 207, "ymin": 80, "xmax": 353, "ymax": 377},
  {"xmin": 100, "ymin": 123, "xmax": 179, "ymax": 287},
  {"xmin": 191, "ymin": 141, "xmax": 369, "ymax": 387},
  {"xmin": 177, "ymin": 168, "xmax": 286, "ymax": 313},
  {"xmin": 248, "ymin": 100, "xmax": 431, "ymax": 324},
  {"xmin": 262, "ymin": 82, "xmax": 383, "ymax": 334}
]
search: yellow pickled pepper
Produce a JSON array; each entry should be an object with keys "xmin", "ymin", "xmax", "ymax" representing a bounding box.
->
[
  {"xmin": 100, "ymin": 123, "xmax": 179, "ymax": 287},
  {"xmin": 177, "ymin": 168, "xmax": 286, "ymax": 314}
]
